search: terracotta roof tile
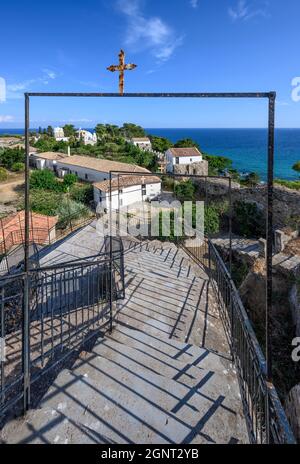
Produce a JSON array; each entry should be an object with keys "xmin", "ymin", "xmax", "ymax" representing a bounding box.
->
[
  {"xmin": 57, "ymin": 155, "xmax": 150, "ymax": 174},
  {"xmin": 94, "ymin": 175, "xmax": 161, "ymax": 193},
  {"xmin": 169, "ymin": 147, "xmax": 202, "ymax": 158}
]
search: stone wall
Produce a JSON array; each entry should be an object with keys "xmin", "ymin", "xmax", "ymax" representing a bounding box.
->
[
  {"xmin": 173, "ymin": 160, "xmax": 208, "ymax": 177},
  {"xmin": 194, "ymin": 178, "xmax": 300, "ymax": 226}
]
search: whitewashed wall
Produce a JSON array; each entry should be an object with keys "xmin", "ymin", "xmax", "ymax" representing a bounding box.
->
[
  {"xmin": 56, "ymin": 162, "xmax": 110, "ymax": 183},
  {"xmin": 166, "ymin": 149, "xmax": 202, "ymax": 173},
  {"xmin": 94, "ymin": 183, "xmax": 161, "ymax": 210}
]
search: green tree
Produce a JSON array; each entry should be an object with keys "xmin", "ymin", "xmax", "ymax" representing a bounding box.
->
[
  {"xmin": 149, "ymin": 136, "xmax": 173, "ymax": 153},
  {"xmin": 29, "ymin": 169, "xmax": 60, "ymax": 191},
  {"xmin": 46, "ymin": 126, "xmax": 54, "ymax": 137},
  {"xmin": 0, "ymin": 147, "xmax": 25, "ymax": 169},
  {"xmin": 63, "ymin": 174, "xmax": 78, "ymax": 188},
  {"xmin": 204, "ymin": 206, "xmax": 220, "ymax": 235},
  {"xmin": 11, "ymin": 162, "xmax": 25, "ymax": 172},
  {"xmin": 203, "ymin": 154, "xmax": 232, "ymax": 176},
  {"xmin": 0, "ymin": 167, "xmax": 8, "ymax": 182},
  {"xmin": 243, "ymin": 172, "xmax": 260, "ymax": 186},
  {"xmin": 63, "ymin": 124, "xmax": 76, "ymax": 137},
  {"xmin": 174, "ymin": 138, "xmax": 201, "ymax": 151},
  {"xmin": 174, "ymin": 180, "xmax": 195, "ymax": 201},
  {"xmin": 121, "ymin": 123, "xmax": 145, "ymax": 138},
  {"xmin": 233, "ymin": 201, "xmax": 265, "ymax": 238},
  {"xmin": 293, "ymin": 161, "xmax": 300, "ymax": 177}
]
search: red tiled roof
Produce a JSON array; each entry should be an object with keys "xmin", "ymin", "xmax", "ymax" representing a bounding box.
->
[
  {"xmin": 94, "ymin": 175, "xmax": 161, "ymax": 193},
  {"xmin": 168, "ymin": 147, "xmax": 202, "ymax": 158},
  {"xmin": 0, "ymin": 211, "xmax": 58, "ymax": 248}
]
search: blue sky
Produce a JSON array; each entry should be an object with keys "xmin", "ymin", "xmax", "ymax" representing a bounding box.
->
[{"xmin": 0, "ymin": 0, "xmax": 299, "ymax": 128}]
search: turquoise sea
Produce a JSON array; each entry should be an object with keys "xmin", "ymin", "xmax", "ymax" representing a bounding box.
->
[{"xmin": 1, "ymin": 128, "xmax": 300, "ymax": 181}]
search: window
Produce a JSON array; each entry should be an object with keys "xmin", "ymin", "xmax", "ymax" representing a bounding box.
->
[
  {"xmin": 190, "ymin": 158, "xmax": 193, "ymax": 162},
  {"xmin": 142, "ymin": 184, "xmax": 146, "ymax": 196},
  {"xmin": 85, "ymin": 174, "xmax": 89, "ymax": 180},
  {"xmin": 119, "ymin": 189, "xmax": 123, "ymax": 194},
  {"xmin": 176, "ymin": 157, "xmax": 179, "ymax": 165}
]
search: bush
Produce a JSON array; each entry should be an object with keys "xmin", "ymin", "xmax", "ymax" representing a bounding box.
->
[
  {"xmin": 70, "ymin": 184, "xmax": 94, "ymax": 205},
  {"xmin": 30, "ymin": 190, "xmax": 62, "ymax": 216},
  {"xmin": 56, "ymin": 198, "xmax": 89, "ymax": 228},
  {"xmin": 29, "ymin": 169, "xmax": 61, "ymax": 191},
  {"xmin": 275, "ymin": 179, "xmax": 300, "ymax": 191},
  {"xmin": 203, "ymin": 154, "xmax": 232, "ymax": 176},
  {"xmin": 204, "ymin": 206, "xmax": 220, "ymax": 235},
  {"xmin": 175, "ymin": 180, "xmax": 195, "ymax": 201},
  {"xmin": 11, "ymin": 162, "xmax": 25, "ymax": 172},
  {"xmin": 242, "ymin": 172, "xmax": 260, "ymax": 187},
  {"xmin": 0, "ymin": 167, "xmax": 8, "ymax": 182},
  {"xmin": 63, "ymin": 173, "xmax": 77, "ymax": 188},
  {"xmin": 0, "ymin": 147, "xmax": 25, "ymax": 170},
  {"xmin": 233, "ymin": 201, "xmax": 265, "ymax": 238}
]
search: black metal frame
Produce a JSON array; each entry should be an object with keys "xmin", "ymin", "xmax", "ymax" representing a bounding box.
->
[
  {"xmin": 25, "ymin": 90, "xmax": 275, "ymax": 377},
  {"xmin": 22, "ymin": 91, "xmax": 278, "ymax": 441}
]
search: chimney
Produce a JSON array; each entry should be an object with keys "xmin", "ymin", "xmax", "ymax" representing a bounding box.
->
[{"xmin": 67, "ymin": 146, "xmax": 71, "ymax": 157}]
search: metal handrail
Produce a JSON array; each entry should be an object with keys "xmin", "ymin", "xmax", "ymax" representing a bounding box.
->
[{"xmin": 181, "ymin": 238, "xmax": 295, "ymax": 444}]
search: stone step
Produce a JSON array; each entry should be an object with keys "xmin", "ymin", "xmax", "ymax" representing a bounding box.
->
[
  {"xmin": 94, "ymin": 334, "xmax": 239, "ymax": 404},
  {"xmin": 1, "ymin": 336, "xmax": 247, "ymax": 444},
  {"xmin": 108, "ymin": 325, "xmax": 233, "ymax": 377}
]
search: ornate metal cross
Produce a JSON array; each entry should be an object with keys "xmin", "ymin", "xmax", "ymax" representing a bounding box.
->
[{"xmin": 107, "ymin": 49, "xmax": 137, "ymax": 95}]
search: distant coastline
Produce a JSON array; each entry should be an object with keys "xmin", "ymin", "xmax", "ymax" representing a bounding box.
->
[{"xmin": 1, "ymin": 128, "xmax": 299, "ymax": 181}]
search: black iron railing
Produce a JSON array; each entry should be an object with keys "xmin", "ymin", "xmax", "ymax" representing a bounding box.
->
[
  {"xmin": 183, "ymin": 239, "xmax": 295, "ymax": 444},
  {"xmin": 0, "ymin": 238, "xmax": 124, "ymax": 419}
]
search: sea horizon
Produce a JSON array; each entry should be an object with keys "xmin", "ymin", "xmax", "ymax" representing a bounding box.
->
[{"xmin": 1, "ymin": 127, "xmax": 300, "ymax": 181}]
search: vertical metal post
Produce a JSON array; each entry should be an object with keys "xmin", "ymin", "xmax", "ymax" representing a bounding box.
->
[
  {"xmin": 228, "ymin": 177, "xmax": 233, "ymax": 275},
  {"xmin": 265, "ymin": 92, "xmax": 276, "ymax": 444},
  {"xmin": 109, "ymin": 171, "xmax": 113, "ymax": 333},
  {"xmin": 266, "ymin": 93, "xmax": 275, "ymax": 383},
  {"xmin": 23, "ymin": 93, "xmax": 30, "ymax": 412}
]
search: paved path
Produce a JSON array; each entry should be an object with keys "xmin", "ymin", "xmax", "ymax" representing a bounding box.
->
[{"xmin": 1, "ymin": 241, "xmax": 248, "ymax": 444}]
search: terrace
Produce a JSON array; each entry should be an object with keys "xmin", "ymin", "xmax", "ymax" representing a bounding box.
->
[{"xmin": 0, "ymin": 221, "xmax": 295, "ymax": 444}]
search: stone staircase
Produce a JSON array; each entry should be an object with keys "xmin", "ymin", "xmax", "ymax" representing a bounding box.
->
[{"xmin": 0, "ymin": 241, "xmax": 249, "ymax": 444}]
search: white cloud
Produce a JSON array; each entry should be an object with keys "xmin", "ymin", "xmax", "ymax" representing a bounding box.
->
[
  {"xmin": 6, "ymin": 70, "xmax": 57, "ymax": 99},
  {"xmin": 0, "ymin": 115, "xmax": 14, "ymax": 123},
  {"xmin": 116, "ymin": 0, "xmax": 183, "ymax": 62},
  {"xmin": 190, "ymin": 0, "xmax": 199, "ymax": 8},
  {"xmin": 228, "ymin": 0, "xmax": 269, "ymax": 21},
  {"xmin": 43, "ymin": 69, "xmax": 57, "ymax": 80}
]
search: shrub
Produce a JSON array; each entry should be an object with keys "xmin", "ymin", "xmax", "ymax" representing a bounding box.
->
[
  {"xmin": 70, "ymin": 184, "xmax": 94, "ymax": 205},
  {"xmin": 203, "ymin": 154, "xmax": 232, "ymax": 176},
  {"xmin": 175, "ymin": 180, "xmax": 195, "ymax": 201},
  {"xmin": 233, "ymin": 201, "xmax": 265, "ymax": 238},
  {"xmin": 30, "ymin": 190, "xmax": 62, "ymax": 216},
  {"xmin": 11, "ymin": 162, "xmax": 25, "ymax": 172},
  {"xmin": 63, "ymin": 173, "xmax": 77, "ymax": 189},
  {"xmin": 242, "ymin": 172, "xmax": 260, "ymax": 187},
  {"xmin": 292, "ymin": 161, "xmax": 300, "ymax": 176},
  {"xmin": 0, "ymin": 147, "xmax": 25, "ymax": 170},
  {"xmin": 204, "ymin": 206, "xmax": 220, "ymax": 235},
  {"xmin": 0, "ymin": 167, "xmax": 8, "ymax": 182},
  {"xmin": 275, "ymin": 179, "xmax": 300, "ymax": 191},
  {"xmin": 56, "ymin": 198, "xmax": 89, "ymax": 228},
  {"xmin": 29, "ymin": 169, "xmax": 61, "ymax": 191}
]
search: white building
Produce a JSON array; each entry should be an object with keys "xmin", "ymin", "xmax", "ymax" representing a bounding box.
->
[
  {"xmin": 93, "ymin": 175, "xmax": 161, "ymax": 210},
  {"xmin": 30, "ymin": 152, "xmax": 68, "ymax": 172},
  {"xmin": 165, "ymin": 147, "xmax": 204, "ymax": 173},
  {"xmin": 30, "ymin": 152, "xmax": 161, "ymax": 209},
  {"xmin": 54, "ymin": 127, "xmax": 69, "ymax": 142},
  {"xmin": 55, "ymin": 155, "xmax": 150, "ymax": 183},
  {"xmin": 76, "ymin": 130, "xmax": 97, "ymax": 146},
  {"xmin": 130, "ymin": 137, "xmax": 152, "ymax": 151}
]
